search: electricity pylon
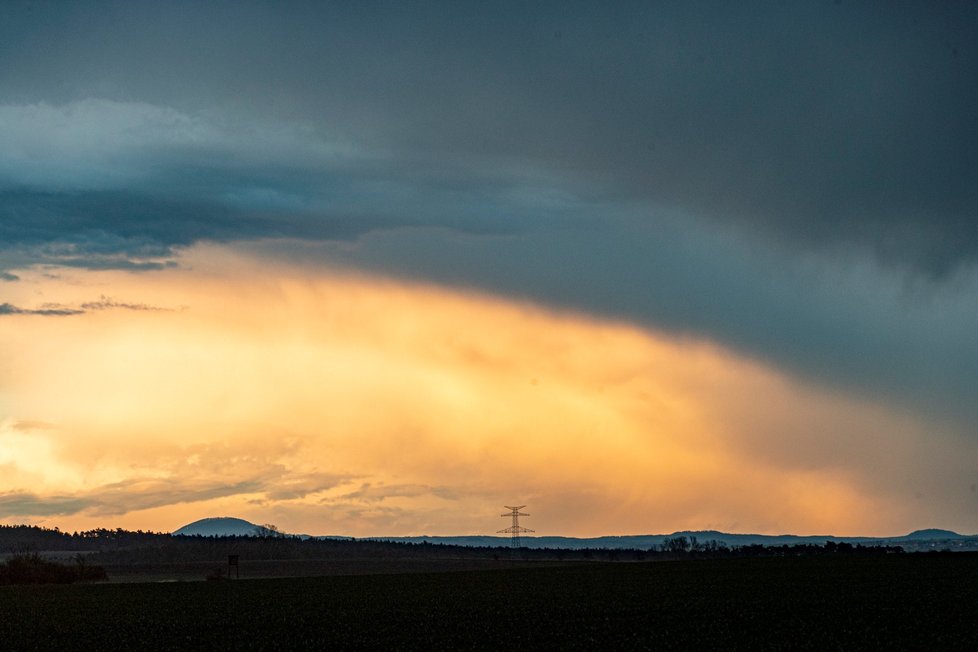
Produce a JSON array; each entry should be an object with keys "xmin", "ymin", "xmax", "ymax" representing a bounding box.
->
[{"xmin": 498, "ymin": 505, "xmax": 533, "ymax": 549}]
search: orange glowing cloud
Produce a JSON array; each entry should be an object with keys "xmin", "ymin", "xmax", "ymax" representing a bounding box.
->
[{"xmin": 0, "ymin": 244, "xmax": 961, "ymax": 536}]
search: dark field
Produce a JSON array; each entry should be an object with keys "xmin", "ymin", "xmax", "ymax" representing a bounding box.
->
[
  {"xmin": 3, "ymin": 554, "xmax": 977, "ymax": 650},
  {"xmin": 99, "ymin": 557, "xmax": 558, "ymax": 583}
]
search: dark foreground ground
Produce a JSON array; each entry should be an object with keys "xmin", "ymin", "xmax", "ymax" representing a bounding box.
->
[
  {"xmin": 99, "ymin": 557, "xmax": 555, "ymax": 583},
  {"xmin": 2, "ymin": 554, "xmax": 977, "ymax": 650}
]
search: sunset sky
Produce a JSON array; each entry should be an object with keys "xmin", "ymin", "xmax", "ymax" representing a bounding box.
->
[{"xmin": 1, "ymin": 2, "xmax": 977, "ymax": 537}]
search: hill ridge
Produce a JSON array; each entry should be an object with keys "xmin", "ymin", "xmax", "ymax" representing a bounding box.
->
[
  {"xmin": 172, "ymin": 517, "xmax": 261, "ymax": 537},
  {"xmin": 171, "ymin": 517, "xmax": 971, "ymax": 549}
]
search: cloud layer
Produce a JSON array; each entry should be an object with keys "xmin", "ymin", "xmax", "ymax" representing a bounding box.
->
[
  {"xmin": 1, "ymin": 3, "xmax": 977, "ymax": 535},
  {"xmin": 2, "ymin": 2, "xmax": 975, "ymax": 273},
  {"xmin": 1, "ymin": 251, "xmax": 975, "ymax": 535}
]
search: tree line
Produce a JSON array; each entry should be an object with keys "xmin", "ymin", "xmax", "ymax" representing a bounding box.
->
[
  {"xmin": 2, "ymin": 525, "xmax": 905, "ymax": 567},
  {"xmin": 0, "ymin": 552, "xmax": 107, "ymax": 585}
]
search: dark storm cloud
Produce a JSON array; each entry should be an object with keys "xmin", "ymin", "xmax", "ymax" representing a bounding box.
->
[
  {"xmin": 0, "ymin": 186, "xmax": 389, "ymax": 271},
  {"xmin": 1, "ymin": 1, "xmax": 977, "ymax": 428},
  {"xmin": 0, "ymin": 1, "xmax": 975, "ymax": 274},
  {"xmin": 0, "ymin": 114, "xmax": 537, "ymax": 269},
  {"xmin": 0, "ymin": 181, "xmax": 528, "ymax": 270},
  {"xmin": 0, "ymin": 272, "xmax": 18, "ymax": 281}
]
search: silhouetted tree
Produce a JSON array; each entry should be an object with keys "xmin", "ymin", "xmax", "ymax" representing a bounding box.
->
[
  {"xmin": 662, "ymin": 536, "xmax": 691, "ymax": 554},
  {"xmin": 255, "ymin": 523, "xmax": 285, "ymax": 538}
]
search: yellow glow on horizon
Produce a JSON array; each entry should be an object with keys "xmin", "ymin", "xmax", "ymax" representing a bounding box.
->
[{"xmin": 0, "ymin": 244, "xmax": 944, "ymax": 536}]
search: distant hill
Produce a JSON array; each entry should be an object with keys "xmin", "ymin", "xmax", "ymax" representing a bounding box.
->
[
  {"xmin": 367, "ymin": 528, "xmax": 976, "ymax": 551},
  {"xmin": 170, "ymin": 517, "xmax": 975, "ymax": 551},
  {"xmin": 367, "ymin": 532, "xmax": 847, "ymax": 550},
  {"xmin": 172, "ymin": 517, "xmax": 261, "ymax": 537},
  {"xmin": 904, "ymin": 529, "xmax": 961, "ymax": 540}
]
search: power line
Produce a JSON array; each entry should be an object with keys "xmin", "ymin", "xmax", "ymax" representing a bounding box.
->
[{"xmin": 497, "ymin": 505, "xmax": 533, "ymax": 549}]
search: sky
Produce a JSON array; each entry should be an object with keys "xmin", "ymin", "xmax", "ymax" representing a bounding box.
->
[{"xmin": 1, "ymin": 1, "xmax": 977, "ymax": 537}]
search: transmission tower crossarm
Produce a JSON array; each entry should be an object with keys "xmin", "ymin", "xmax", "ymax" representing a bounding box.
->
[{"xmin": 500, "ymin": 504, "xmax": 533, "ymax": 549}]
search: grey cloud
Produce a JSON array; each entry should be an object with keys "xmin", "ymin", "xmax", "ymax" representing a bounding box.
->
[
  {"xmin": 0, "ymin": 302, "xmax": 83, "ymax": 316},
  {"xmin": 0, "ymin": 271, "xmax": 18, "ymax": 281},
  {"xmin": 262, "ymin": 472, "xmax": 352, "ymax": 501},
  {"xmin": 0, "ymin": 492, "xmax": 91, "ymax": 517},
  {"xmin": 0, "ymin": 471, "xmax": 349, "ymax": 518},
  {"xmin": 0, "ymin": 188, "xmax": 259, "ymax": 271},
  {"xmin": 340, "ymin": 483, "xmax": 462, "ymax": 503},
  {"xmin": 0, "ymin": 296, "xmax": 169, "ymax": 317},
  {"xmin": 84, "ymin": 478, "xmax": 265, "ymax": 516},
  {"xmin": 319, "ymin": 503, "xmax": 410, "ymax": 524},
  {"xmin": 48, "ymin": 258, "xmax": 179, "ymax": 273},
  {"xmin": 0, "ymin": 480, "xmax": 261, "ymax": 518},
  {"xmin": 80, "ymin": 295, "xmax": 168, "ymax": 312},
  {"xmin": 0, "ymin": 167, "xmax": 530, "ymax": 272},
  {"xmin": 9, "ymin": 420, "xmax": 58, "ymax": 431}
]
